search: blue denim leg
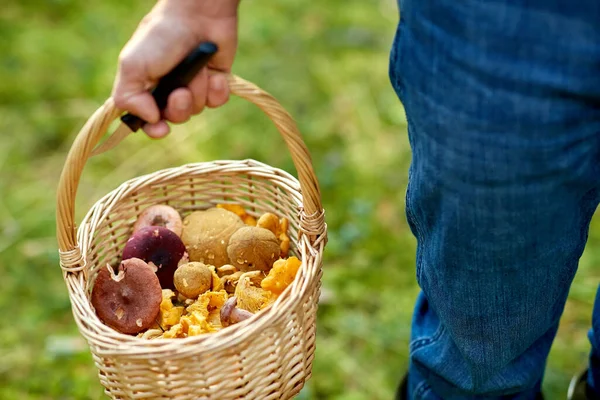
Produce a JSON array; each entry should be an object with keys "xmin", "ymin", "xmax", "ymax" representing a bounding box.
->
[{"xmin": 389, "ymin": 0, "xmax": 600, "ymax": 398}]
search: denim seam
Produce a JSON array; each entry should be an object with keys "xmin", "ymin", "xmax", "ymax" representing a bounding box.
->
[
  {"xmin": 405, "ymin": 168, "xmax": 421, "ymax": 237},
  {"xmin": 406, "ymin": 186, "xmax": 424, "ymax": 283},
  {"xmin": 410, "ymin": 324, "xmax": 445, "ymax": 352},
  {"xmin": 404, "ymin": 113, "xmax": 425, "ymax": 283}
]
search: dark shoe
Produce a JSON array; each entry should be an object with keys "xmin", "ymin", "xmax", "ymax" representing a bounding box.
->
[
  {"xmin": 568, "ymin": 369, "xmax": 594, "ymax": 400},
  {"xmin": 395, "ymin": 373, "xmax": 408, "ymax": 400},
  {"xmin": 536, "ymin": 392, "xmax": 545, "ymax": 400},
  {"xmin": 395, "ymin": 373, "xmax": 545, "ymax": 400}
]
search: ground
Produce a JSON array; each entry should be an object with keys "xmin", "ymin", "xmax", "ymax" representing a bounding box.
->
[{"xmin": 1, "ymin": 0, "xmax": 599, "ymax": 399}]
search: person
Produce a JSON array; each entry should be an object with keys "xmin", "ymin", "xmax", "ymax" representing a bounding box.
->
[{"xmin": 111, "ymin": 0, "xmax": 600, "ymax": 399}]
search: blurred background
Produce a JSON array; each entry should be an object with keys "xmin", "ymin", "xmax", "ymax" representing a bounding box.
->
[{"xmin": 1, "ymin": 0, "xmax": 599, "ymax": 399}]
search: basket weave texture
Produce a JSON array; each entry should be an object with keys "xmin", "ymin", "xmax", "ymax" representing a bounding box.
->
[{"xmin": 56, "ymin": 75, "xmax": 327, "ymax": 399}]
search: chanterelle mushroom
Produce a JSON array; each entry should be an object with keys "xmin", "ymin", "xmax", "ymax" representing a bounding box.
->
[
  {"xmin": 235, "ymin": 271, "xmax": 271, "ymax": 313},
  {"xmin": 91, "ymin": 258, "xmax": 162, "ymax": 335}
]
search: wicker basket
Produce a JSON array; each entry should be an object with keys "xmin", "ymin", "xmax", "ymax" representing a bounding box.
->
[{"xmin": 56, "ymin": 75, "xmax": 327, "ymax": 399}]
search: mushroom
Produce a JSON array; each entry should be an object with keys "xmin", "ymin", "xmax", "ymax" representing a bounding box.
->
[
  {"xmin": 133, "ymin": 204, "xmax": 183, "ymax": 237},
  {"xmin": 216, "ymin": 264, "xmax": 237, "ymax": 278},
  {"xmin": 235, "ymin": 271, "xmax": 271, "ymax": 313},
  {"xmin": 181, "ymin": 208, "xmax": 245, "ymax": 267},
  {"xmin": 279, "ymin": 217, "xmax": 291, "ymax": 258},
  {"xmin": 122, "ymin": 226, "xmax": 186, "ymax": 290},
  {"xmin": 222, "ymin": 271, "xmax": 243, "ymax": 294},
  {"xmin": 217, "ymin": 203, "xmax": 257, "ymax": 226},
  {"xmin": 256, "ymin": 213, "xmax": 280, "ymax": 234},
  {"xmin": 221, "ymin": 270, "xmax": 264, "ymax": 295},
  {"xmin": 220, "ymin": 296, "xmax": 254, "ymax": 327},
  {"xmin": 226, "ymin": 226, "xmax": 281, "ymax": 272},
  {"xmin": 173, "ymin": 262, "xmax": 213, "ymax": 299},
  {"xmin": 261, "ymin": 256, "xmax": 302, "ymax": 295},
  {"xmin": 91, "ymin": 258, "xmax": 162, "ymax": 335},
  {"xmin": 257, "ymin": 213, "xmax": 291, "ymax": 258}
]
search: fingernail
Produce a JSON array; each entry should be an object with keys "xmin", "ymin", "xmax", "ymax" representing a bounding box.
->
[
  {"xmin": 210, "ymin": 76, "xmax": 224, "ymax": 92},
  {"xmin": 174, "ymin": 96, "xmax": 191, "ymax": 111}
]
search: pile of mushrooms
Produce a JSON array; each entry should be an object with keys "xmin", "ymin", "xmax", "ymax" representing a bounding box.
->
[{"xmin": 90, "ymin": 203, "xmax": 300, "ymax": 338}]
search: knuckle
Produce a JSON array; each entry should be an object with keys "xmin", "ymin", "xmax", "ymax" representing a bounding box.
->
[
  {"xmin": 118, "ymin": 53, "xmax": 138, "ymax": 77},
  {"xmin": 111, "ymin": 87, "xmax": 130, "ymax": 110},
  {"xmin": 113, "ymin": 95, "xmax": 128, "ymax": 110}
]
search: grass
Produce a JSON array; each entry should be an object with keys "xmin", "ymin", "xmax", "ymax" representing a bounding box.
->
[{"xmin": 1, "ymin": 0, "xmax": 599, "ymax": 399}]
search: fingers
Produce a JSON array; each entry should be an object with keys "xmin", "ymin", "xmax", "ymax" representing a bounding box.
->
[
  {"xmin": 207, "ymin": 73, "xmax": 229, "ymax": 108},
  {"xmin": 154, "ymin": 68, "xmax": 230, "ymax": 128},
  {"xmin": 112, "ymin": 53, "xmax": 162, "ymax": 124},
  {"xmin": 143, "ymin": 121, "xmax": 171, "ymax": 138},
  {"xmin": 157, "ymin": 68, "xmax": 208, "ymax": 128},
  {"xmin": 188, "ymin": 68, "xmax": 209, "ymax": 114},
  {"xmin": 163, "ymin": 88, "xmax": 194, "ymax": 123},
  {"xmin": 143, "ymin": 85, "xmax": 197, "ymax": 137},
  {"xmin": 119, "ymin": 65, "xmax": 231, "ymax": 138}
]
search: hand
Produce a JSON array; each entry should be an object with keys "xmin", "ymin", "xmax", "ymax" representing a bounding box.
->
[{"xmin": 112, "ymin": 0, "xmax": 240, "ymax": 138}]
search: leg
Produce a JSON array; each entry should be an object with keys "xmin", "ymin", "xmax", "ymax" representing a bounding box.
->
[{"xmin": 389, "ymin": 0, "xmax": 600, "ymax": 398}]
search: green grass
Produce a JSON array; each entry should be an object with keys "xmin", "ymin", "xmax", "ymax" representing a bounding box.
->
[{"xmin": 0, "ymin": 1, "xmax": 599, "ymax": 399}]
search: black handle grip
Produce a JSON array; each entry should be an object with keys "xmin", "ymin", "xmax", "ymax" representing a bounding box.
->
[{"xmin": 120, "ymin": 42, "xmax": 218, "ymax": 132}]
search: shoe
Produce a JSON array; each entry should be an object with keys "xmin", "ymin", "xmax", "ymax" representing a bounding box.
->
[
  {"xmin": 567, "ymin": 369, "xmax": 593, "ymax": 400},
  {"xmin": 395, "ymin": 373, "xmax": 407, "ymax": 400},
  {"xmin": 394, "ymin": 373, "xmax": 544, "ymax": 400}
]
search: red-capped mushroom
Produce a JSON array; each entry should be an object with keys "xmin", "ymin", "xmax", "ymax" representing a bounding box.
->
[
  {"xmin": 122, "ymin": 226, "xmax": 186, "ymax": 290},
  {"xmin": 91, "ymin": 258, "xmax": 162, "ymax": 335},
  {"xmin": 133, "ymin": 205, "xmax": 183, "ymax": 237}
]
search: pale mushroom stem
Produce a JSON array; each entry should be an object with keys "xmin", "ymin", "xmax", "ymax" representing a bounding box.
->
[{"xmin": 220, "ymin": 296, "xmax": 254, "ymax": 327}]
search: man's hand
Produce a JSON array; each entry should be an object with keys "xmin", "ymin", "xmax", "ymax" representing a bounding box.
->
[{"xmin": 112, "ymin": 0, "xmax": 240, "ymax": 138}]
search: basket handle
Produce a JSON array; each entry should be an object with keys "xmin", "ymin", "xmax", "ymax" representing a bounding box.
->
[{"xmin": 56, "ymin": 74, "xmax": 325, "ymax": 271}]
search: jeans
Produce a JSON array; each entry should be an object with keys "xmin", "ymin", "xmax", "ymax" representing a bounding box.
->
[{"xmin": 389, "ymin": 0, "xmax": 600, "ymax": 398}]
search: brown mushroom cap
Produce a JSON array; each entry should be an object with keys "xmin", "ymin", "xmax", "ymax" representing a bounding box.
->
[
  {"xmin": 226, "ymin": 226, "xmax": 281, "ymax": 272},
  {"xmin": 133, "ymin": 205, "xmax": 183, "ymax": 237},
  {"xmin": 91, "ymin": 258, "xmax": 162, "ymax": 335},
  {"xmin": 173, "ymin": 262, "xmax": 213, "ymax": 299},
  {"xmin": 181, "ymin": 208, "xmax": 245, "ymax": 267}
]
